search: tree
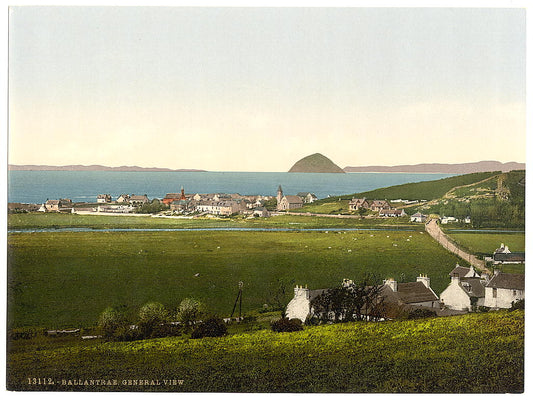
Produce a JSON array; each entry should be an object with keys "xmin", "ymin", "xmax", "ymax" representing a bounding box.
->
[
  {"xmin": 176, "ymin": 298, "xmax": 204, "ymax": 330},
  {"xmin": 138, "ymin": 302, "xmax": 169, "ymax": 338},
  {"xmin": 98, "ymin": 307, "xmax": 128, "ymax": 339},
  {"xmin": 310, "ymin": 276, "xmax": 384, "ymax": 323}
]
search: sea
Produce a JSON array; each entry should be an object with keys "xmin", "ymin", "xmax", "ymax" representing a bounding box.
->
[{"xmin": 7, "ymin": 171, "xmax": 455, "ymax": 204}]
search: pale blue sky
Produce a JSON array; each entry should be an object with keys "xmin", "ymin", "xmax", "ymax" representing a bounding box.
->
[{"xmin": 9, "ymin": 7, "xmax": 526, "ymax": 171}]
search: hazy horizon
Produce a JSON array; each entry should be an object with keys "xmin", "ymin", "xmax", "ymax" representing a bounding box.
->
[{"xmin": 9, "ymin": 7, "xmax": 526, "ymax": 171}]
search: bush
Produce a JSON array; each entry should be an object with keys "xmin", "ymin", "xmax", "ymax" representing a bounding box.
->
[
  {"xmin": 190, "ymin": 317, "xmax": 227, "ymax": 339},
  {"xmin": 407, "ymin": 308, "xmax": 437, "ymax": 320},
  {"xmin": 98, "ymin": 307, "xmax": 130, "ymax": 338},
  {"xmin": 509, "ymin": 299, "xmax": 525, "ymax": 312},
  {"xmin": 176, "ymin": 298, "xmax": 204, "ymax": 329},
  {"xmin": 8, "ymin": 327, "xmax": 45, "ymax": 340},
  {"xmin": 270, "ymin": 318, "xmax": 303, "ymax": 332},
  {"xmin": 138, "ymin": 302, "xmax": 169, "ymax": 338}
]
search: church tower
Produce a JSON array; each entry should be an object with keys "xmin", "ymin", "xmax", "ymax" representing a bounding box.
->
[
  {"xmin": 277, "ymin": 185, "xmax": 283, "ymax": 204},
  {"xmin": 180, "ymin": 186, "xmax": 186, "ymax": 200}
]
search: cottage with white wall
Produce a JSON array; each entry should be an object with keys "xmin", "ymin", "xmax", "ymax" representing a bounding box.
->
[
  {"xmin": 484, "ymin": 271, "xmax": 524, "ymax": 309},
  {"xmin": 286, "ymin": 275, "xmax": 439, "ymax": 322},
  {"xmin": 440, "ymin": 265, "xmax": 486, "ymax": 311}
]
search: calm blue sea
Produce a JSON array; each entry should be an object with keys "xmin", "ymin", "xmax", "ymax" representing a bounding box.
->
[{"xmin": 7, "ymin": 171, "xmax": 455, "ymax": 204}]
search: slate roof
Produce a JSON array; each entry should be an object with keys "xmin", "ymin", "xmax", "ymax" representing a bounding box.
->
[
  {"xmin": 396, "ymin": 282, "xmax": 438, "ymax": 304},
  {"xmin": 284, "ymin": 195, "xmax": 303, "ymax": 204},
  {"xmin": 493, "ymin": 252, "xmax": 525, "ymax": 262},
  {"xmin": 459, "ymin": 278, "xmax": 486, "ymax": 298},
  {"xmin": 485, "ymin": 272, "xmax": 525, "ymax": 290},
  {"xmin": 449, "ymin": 265, "xmax": 472, "ymax": 278}
]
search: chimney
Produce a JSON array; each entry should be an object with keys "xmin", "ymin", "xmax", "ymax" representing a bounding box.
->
[
  {"xmin": 384, "ymin": 278, "xmax": 397, "ymax": 292},
  {"xmin": 451, "ymin": 275, "xmax": 461, "ymax": 284},
  {"xmin": 417, "ymin": 274, "xmax": 431, "ymax": 289}
]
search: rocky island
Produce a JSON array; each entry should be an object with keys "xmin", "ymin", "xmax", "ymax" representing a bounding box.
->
[{"xmin": 288, "ymin": 153, "xmax": 345, "ymax": 173}]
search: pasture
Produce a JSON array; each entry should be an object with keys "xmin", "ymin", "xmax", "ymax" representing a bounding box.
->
[
  {"xmin": 8, "ymin": 229, "xmax": 462, "ymax": 328},
  {"xmin": 8, "ymin": 212, "xmax": 419, "ymax": 230},
  {"xmin": 7, "ymin": 310, "xmax": 524, "ymax": 392}
]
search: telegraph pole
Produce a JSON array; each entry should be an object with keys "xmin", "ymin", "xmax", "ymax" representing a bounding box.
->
[{"xmin": 230, "ymin": 281, "xmax": 244, "ymax": 320}]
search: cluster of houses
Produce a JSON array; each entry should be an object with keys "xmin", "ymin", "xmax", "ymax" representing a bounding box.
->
[
  {"xmin": 349, "ymin": 197, "xmax": 407, "ymax": 218},
  {"xmin": 11, "ymin": 185, "xmax": 320, "ymax": 217},
  {"xmin": 286, "ymin": 263, "xmax": 525, "ymax": 322}
]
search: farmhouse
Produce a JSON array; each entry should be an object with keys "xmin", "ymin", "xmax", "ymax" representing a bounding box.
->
[
  {"xmin": 378, "ymin": 209, "xmax": 406, "ymax": 217},
  {"xmin": 410, "ymin": 212, "xmax": 428, "ymax": 223},
  {"xmin": 297, "ymin": 192, "xmax": 318, "ymax": 204},
  {"xmin": 440, "ymin": 265, "xmax": 486, "ymax": 311},
  {"xmin": 491, "ymin": 243, "xmax": 525, "ymax": 264},
  {"xmin": 97, "ymin": 194, "xmax": 112, "ymax": 203},
  {"xmin": 286, "ymin": 275, "xmax": 439, "ymax": 322},
  {"xmin": 370, "ymin": 200, "xmax": 391, "ymax": 212},
  {"xmin": 349, "ymin": 198, "xmax": 370, "ymax": 211},
  {"xmin": 196, "ymin": 200, "xmax": 242, "ymax": 216},
  {"xmin": 129, "ymin": 194, "xmax": 149, "ymax": 205},
  {"xmin": 484, "ymin": 271, "xmax": 524, "ymax": 309},
  {"xmin": 116, "ymin": 194, "xmax": 130, "ymax": 203}
]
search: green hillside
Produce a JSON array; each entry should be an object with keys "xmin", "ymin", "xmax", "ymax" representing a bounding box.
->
[
  {"xmin": 8, "ymin": 230, "xmax": 462, "ymax": 328},
  {"xmin": 289, "ymin": 153, "xmax": 345, "ymax": 173},
  {"xmin": 7, "ymin": 310, "xmax": 524, "ymax": 392}
]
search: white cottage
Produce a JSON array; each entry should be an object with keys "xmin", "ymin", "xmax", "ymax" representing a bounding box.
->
[
  {"xmin": 440, "ymin": 265, "xmax": 487, "ymax": 311},
  {"xmin": 484, "ymin": 271, "xmax": 525, "ymax": 309},
  {"xmin": 286, "ymin": 275, "xmax": 440, "ymax": 322}
]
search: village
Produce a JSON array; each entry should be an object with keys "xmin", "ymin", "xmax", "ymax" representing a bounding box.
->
[{"xmin": 8, "ymin": 184, "xmax": 468, "ymax": 226}]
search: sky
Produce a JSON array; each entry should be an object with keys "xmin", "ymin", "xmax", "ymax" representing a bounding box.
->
[{"xmin": 8, "ymin": 6, "xmax": 527, "ymax": 172}]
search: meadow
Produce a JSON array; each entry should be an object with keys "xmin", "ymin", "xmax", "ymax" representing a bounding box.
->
[
  {"xmin": 8, "ymin": 229, "xmax": 462, "ymax": 328},
  {"xmin": 7, "ymin": 310, "xmax": 524, "ymax": 392},
  {"xmin": 8, "ymin": 212, "xmax": 419, "ymax": 230},
  {"xmin": 444, "ymin": 231, "xmax": 525, "ymax": 255}
]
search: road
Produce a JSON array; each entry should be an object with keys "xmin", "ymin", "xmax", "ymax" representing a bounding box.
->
[{"xmin": 425, "ymin": 219, "xmax": 487, "ymax": 272}]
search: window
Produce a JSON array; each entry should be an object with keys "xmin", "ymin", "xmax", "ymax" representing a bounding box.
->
[{"xmin": 493, "ymin": 288, "xmax": 497, "ymax": 298}]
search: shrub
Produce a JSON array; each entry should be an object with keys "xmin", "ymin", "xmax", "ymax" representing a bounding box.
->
[
  {"xmin": 190, "ymin": 317, "xmax": 227, "ymax": 339},
  {"xmin": 138, "ymin": 302, "xmax": 169, "ymax": 338},
  {"xmin": 509, "ymin": 299, "xmax": 525, "ymax": 312},
  {"xmin": 8, "ymin": 327, "xmax": 45, "ymax": 340},
  {"xmin": 176, "ymin": 298, "xmax": 204, "ymax": 329},
  {"xmin": 98, "ymin": 307, "xmax": 128, "ymax": 339},
  {"xmin": 407, "ymin": 308, "xmax": 437, "ymax": 320},
  {"xmin": 270, "ymin": 318, "xmax": 303, "ymax": 332}
]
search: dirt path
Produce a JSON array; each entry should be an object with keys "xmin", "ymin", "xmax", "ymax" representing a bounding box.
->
[{"xmin": 425, "ymin": 219, "xmax": 487, "ymax": 272}]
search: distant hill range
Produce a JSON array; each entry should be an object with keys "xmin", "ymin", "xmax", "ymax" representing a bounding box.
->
[
  {"xmin": 289, "ymin": 153, "xmax": 345, "ymax": 173},
  {"xmin": 8, "ymin": 164, "xmax": 206, "ymax": 172},
  {"xmin": 344, "ymin": 161, "xmax": 525, "ymax": 174}
]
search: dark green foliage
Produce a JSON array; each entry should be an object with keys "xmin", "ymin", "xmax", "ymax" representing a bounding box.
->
[
  {"xmin": 311, "ymin": 276, "xmax": 384, "ymax": 323},
  {"xmin": 8, "ymin": 327, "xmax": 45, "ymax": 340},
  {"xmin": 135, "ymin": 199, "xmax": 169, "ymax": 214},
  {"xmin": 98, "ymin": 307, "xmax": 129, "ymax": 339},
  {"xmin": 138, "ymin": 302, "xmax": 169, "ymax": 338},
  {"xmin": 7, "ymin": 311, "xmax": 524, "ymax": 392},
  {"xmin": 407, "ymin": 308, "xmax": 438, "ymax": 319},
  {"xmin": 270, "ymin": 317, "xmax": 304, "ymax": 332},
  {"xmin": 508, "ymin": 299, "xmax": 525, "ymax": 312},
  {"xmin": 191, "ymin": 317, "xmax": 227, "ymax": 339}
]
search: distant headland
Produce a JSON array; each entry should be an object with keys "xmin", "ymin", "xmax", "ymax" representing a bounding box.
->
[
  {"xmin": 8, "ymin": 164, "xmax": 207, "ymax": 172},
  {"xmin": 343, "ymin": 161, "xmax": 525, "ymax": 174}
]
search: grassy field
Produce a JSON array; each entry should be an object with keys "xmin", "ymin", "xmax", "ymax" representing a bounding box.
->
[
  {"xmin": 8, "ymin": 212, "xmax": 421, "ymax": 230},
  {"xmin": 7, "ymin": 310, "xmax": 524, "ymax": 392},
  {"xmin": 444, "ymin": 231, "xmax": 525, "ymax": 274},
  {"xmin": 8, "ymin": 229, "xmax": 463, "ymax": 328},
  {"xmin": 444, "ymin": 232, "xmax": 525, "ymax": 255}
]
